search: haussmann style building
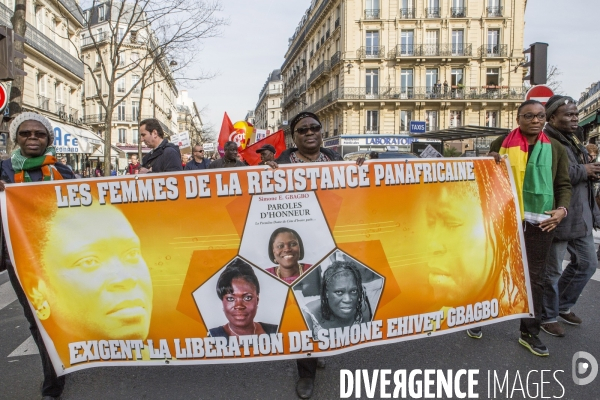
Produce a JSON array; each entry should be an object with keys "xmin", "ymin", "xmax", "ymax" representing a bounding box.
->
[{"xmin": 281, "ymin": 0, "xmax": 528, "ymax": 155}]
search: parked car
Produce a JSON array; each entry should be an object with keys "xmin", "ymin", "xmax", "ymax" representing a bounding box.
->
[{"xmin": 343, "ymin": 151, "xmax": 419, "ymax": 161}]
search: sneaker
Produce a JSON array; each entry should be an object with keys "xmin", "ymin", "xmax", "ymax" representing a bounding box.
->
[
  {"xmin": 519, "ymin": 333, "xmax": 549, "ymax": 356},
  {"xmin": 467, "ymin": 327, "xmax": 482, "ymax": 339},
  {"xmin": 559, "ymin": 311, "xmax": 582, "ymax": 325},
  {"xmin": 540, "ymin": 322, "xmax": 565, "ymax": 337}
]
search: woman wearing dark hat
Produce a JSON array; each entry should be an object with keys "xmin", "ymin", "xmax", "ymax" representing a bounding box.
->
[
  {"xmin": 265, "ymin": 111, "xmax": 362, "ymax": 398},
  {"xmin": 0, "ymin": 112, "xmax": 75, "ymax": 400},
  {"xmin": 268, "ymin": 112, "xmax": 345, "ymax": 166}
]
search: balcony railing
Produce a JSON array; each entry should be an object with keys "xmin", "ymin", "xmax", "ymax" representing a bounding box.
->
[
  {"xmin": 58, "ymin": 0, "xmax": 85, "ymax": 25},
  {"xmin": 486, "ymin": 6, "xmax": 503, "ymax": 17},
  {"xmin": 451, "ymin": 7, "xmax": 467, "ymax": 17},
  {"xmin": 391, "ymin": 43, "xmax": 472, "ymax": 57},
  {"xmin": 364, "ymin": 9, "xmax": 380, "ymax": 19},
  {"xmin": 303, "ymin": 86, "xmax": 528, "ymax": 113},
  {"xmin": 357, "ymin": 46, "xmax": 385, "ymax": 59},
  {"xmin": 331, "ymin": 51, "xmax": 341, "ymax": 67},
  {"xmin": 55, "ymin": 102, "xmax": 66, "ymax": 114},
  {"xmin": 426, "ymin": 7, "xmax": 440, "ymax": 18},
  {"xmin": 26, "ymin": 23, "xmax": 84, "ymax": 79},
  {"xmin": 479, "ymin": 44, "xmax": 508, "ymax": 57},
  {"xmin": 399, "ymin": 8, "xmax": 415, "ymax": 18},
  {"xmin": 308, "ymin": 61, "xmax": 331, "ymax": 85},
  {"xmin": 82, "ymin": 32, "xmax": 108, "ymax": 47},
  {"xmin": 38, "ymin": 95, "xmax": 50, "ymax": 111}
]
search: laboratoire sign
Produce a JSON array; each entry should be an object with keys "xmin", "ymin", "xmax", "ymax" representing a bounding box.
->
[{"xmin": 0, "ymin": 158, "xmax": 531, "ymax": 375}]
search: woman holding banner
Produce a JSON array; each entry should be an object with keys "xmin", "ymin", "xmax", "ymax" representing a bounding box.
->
[
  {"xmin": 0, "ymin": 112, "xmax": 75, "ymax": 400},
  {"xmin": 266, "ymin": 111, "xmax": 364, "ymax": 399}
]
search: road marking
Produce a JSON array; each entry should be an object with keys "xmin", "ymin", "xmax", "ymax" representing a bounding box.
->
[
  {"xmin": 8, "ymin": 336, "xmax": 38, "ymax": 357},
  {"xmin": 0, "ymin": 281, "xmax": 17, "ymax": 311}
]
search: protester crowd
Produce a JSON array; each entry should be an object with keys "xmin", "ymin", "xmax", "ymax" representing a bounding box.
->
[{"xmin": 0, "ymin": 97, "xmax": 598, "ymax": 399}]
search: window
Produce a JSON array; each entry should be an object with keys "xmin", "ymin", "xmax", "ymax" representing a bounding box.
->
[
  {"xmin": 365, "ymin": 69, "xmax": 379, "ymax": 96},
  {"xmin": 131, "ymin": 52, "xmax": 139, "ymax": 62},
  {"xmin": 118, "ymin": 28, "xmax": 125, "ymax": 42},
  {"xmin": 427, "ymin": 0, "xmax": 440, "ymax": 17},
  {"xmin": 486, "ymin": 68, "xmax": 500, "ymax": 86},
  {"xmin": 119, "ymin": 52, "xmax": 126, "ymax": 66},
  {"xmin": 36, "ymin": 7, "xmax": 44, "ymax": 33},
  {"xmin": 449, "ymin": 110, "xmax": 462, "ymax": 127},
  {"xmin": 132, "ymin": 101, "xmax": 139, "ymax": 121},
  {"xmin": 98, "ymin": 104, "xmax": 103, "ymax": 118},
  {"xmin": 400, "ymin": 30, "xmax": 414, "ymax": 55},
  {"xmin": 486, "ymin": 111, "xmax": 498, "ymax": 127},
  {"xmin": 366, "ymin": 110, "xmax": 378, "ymax": 133},
  {"xmin": 38, "ymin": 74, "xmax": 46, "ymax": 97},
  {"xmin": 133, "ymin": 128, "xmax": 139, "ymax": 144},
  {"xmin": 118, "ymin": 128, "xmax": 127, "ymax": 143},
  {"xmin": 51, "ymin": 18, "xmax": 57, "ymax": 42},
  {"xmin": 451, "ymin": 30, "xmax": 464, "ymax": 55},
  {"xmin": 425, "ymin": 111, "xmax": 438, "ymax": 131},
  {"xmin": 452, "ymin": 0, "xmax": 466, "ymax": 17},
  {"xmin": 365, "ymin": 31, "xmax": 379, "ymax": 57},
  {"xmin": 451, "ymin": 68, "xmax": 463, "ymax": 86},
  {"xmin": 487, "ymin": 0, "xmax": 502, "ymax": 16},
  {"xmin": 400, "ymin": 110, "xmax": 412, "ymax": 132},
  {"xmin": 117, "ymin": 103, "xmax": 126, "ymax": 121},
  {"xmin": 95, "ymin": 73, "xmax": 102, "ymax": 93},
  {"xmin": 426, "ymin": 68, "xmax": 439, "ymax": 93},
  {"xmin": 400, "ymin": 69, "xmax": 413, "ymax": 98},
  {"xmin": 487, "ymin": 29, "xmax": 500, "ymax": 55},
  {"xmin": 117, "ymin": 75, "xmax": 125, "ymax": 93},
  {"xmin": 55, "ymin": 82, "xmax": 62, "ymax": 103},
  {"xmin": 424, "ymin": 30, "xmax": 439, "ymax": 55},
  {"xmin": 98, "ymin": 5, "xmax": 105, "ymax": 21}
]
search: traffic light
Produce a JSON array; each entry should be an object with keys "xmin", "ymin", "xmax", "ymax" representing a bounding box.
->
[
  {"xmin": 523, "ymin": 42, "xmax": 548, "ymax": 85},
  {"xmin": 0, "ymin": 25, "xmax": 27, "ymax": 81}
]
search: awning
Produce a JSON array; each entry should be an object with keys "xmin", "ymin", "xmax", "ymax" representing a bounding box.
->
[
  {"xmin": 579, "ymin": 112, "xmax": 600, "ymax": 127},
  {"xmin": 90, "ymin": 144, "xmax": 126, "ymax": 159},
  {"xmin": 410, "ymin": 125, "xmax": 510, "ymax": 142},
  {"xmin": 49, "ymin": 120, "xmax": 103, "ymax": 154}
]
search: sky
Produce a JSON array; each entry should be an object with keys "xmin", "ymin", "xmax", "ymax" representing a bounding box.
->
[{"xmin": 187, "ymin": 0, "xmax": 600, "ymax": 136}]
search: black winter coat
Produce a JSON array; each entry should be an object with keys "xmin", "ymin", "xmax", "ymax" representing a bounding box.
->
[{"xmin": 142, "ymin": 139, "xmax": 183, "ymax": 173}]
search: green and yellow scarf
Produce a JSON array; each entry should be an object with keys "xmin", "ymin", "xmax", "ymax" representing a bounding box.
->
[
  {"xmin": 11, "ymin": 146, "xmax": 64, "ymax": 183},
  {"xmin": 499, "ymin": 128, "xmax": 553, "ymax": 223}
]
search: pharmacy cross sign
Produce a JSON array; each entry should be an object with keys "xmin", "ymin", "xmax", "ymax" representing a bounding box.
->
[{"xmin": 0, "ymin": 82, "xmax": 8, "ymax": 114}]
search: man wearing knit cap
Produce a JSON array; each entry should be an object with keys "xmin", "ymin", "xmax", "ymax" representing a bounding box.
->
[{"xmin": 541, "ymin": 95, "xmax": 600, "ymax": 337}]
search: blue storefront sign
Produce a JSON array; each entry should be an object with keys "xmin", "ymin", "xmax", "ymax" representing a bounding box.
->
[{"xmin": 409, "ymin": 121, "xmax": 426, "ymax": 134}]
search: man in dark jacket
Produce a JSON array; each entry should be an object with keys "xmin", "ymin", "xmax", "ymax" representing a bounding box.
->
[
  {"xmin": 541, "ymin": 95, "xmax": 600, "ymax": 337},
  {"xmin": 209, "ymin": 141, "xmax": 246, "ymax": 169},
  {"xmin": 185, "ymin": 144, "xmax": 211, "ymax": 170},
  {"xmin": 0, "ymin": 112, "xmax": 75, "ymax": 400},
  {"xmin": 139, "ymin": 118, "xmax": 183, "ymax": 173}
]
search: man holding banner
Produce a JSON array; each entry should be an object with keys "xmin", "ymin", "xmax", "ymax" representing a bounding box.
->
[
  {"xmin": 469, "ymin": 100, "xmax": 571, "ymax": 356},
  {"xmin": 0, "ymin": 112, "xmax": 75, "ymax": 400}
]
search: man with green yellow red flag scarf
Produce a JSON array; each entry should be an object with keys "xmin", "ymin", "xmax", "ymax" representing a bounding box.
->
[{"xmin": 466, "ymin": 99, "xmax": 571, "ymax": 357}]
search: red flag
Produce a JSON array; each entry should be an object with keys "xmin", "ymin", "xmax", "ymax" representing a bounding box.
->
[
  {"xmin": 239, "ymin": 130, "xmax": 287, "ymax": 166},
  {"xmin": 218, "ymin": 112, "xmax": 235, "ymax": 156}
]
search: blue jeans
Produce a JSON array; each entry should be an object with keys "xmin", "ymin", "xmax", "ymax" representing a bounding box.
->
[{"xmin": 542, "ymin": 233, "xmax": 598, "ymax": 323}]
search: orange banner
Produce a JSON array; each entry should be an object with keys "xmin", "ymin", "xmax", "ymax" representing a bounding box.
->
[{"xmin": 0, "ymin": 158, "xmax": 531, "ymax": 375}]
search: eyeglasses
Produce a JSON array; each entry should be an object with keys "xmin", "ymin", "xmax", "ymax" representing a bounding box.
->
[
  {"xmin": 294, "ymin": 124, "xmax": 321, "ymax": 135},
  {"xmin": 518, "ymin": 113, "xmax": 546, "ymax": 121},
  {"xmin": 18, "ymin": 131, "xmax": 48, "ymax": 139},
  {"xmin": 195, "ymin": 150, "xmax": 204, "ymax": 152}
]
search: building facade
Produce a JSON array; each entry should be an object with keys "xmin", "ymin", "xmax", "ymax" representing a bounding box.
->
[
  {"xmin": 578, "ymin": 81, "xmax": 600, "ymax": 143},
  {"xmin": 80, "ymin": 1, "xmax": 179, "ymax": 157},
  {"xmin": 0, "ymin": 0, "xmax": 93, "ymax": 165},
  {"xmin": 176, "ymin": 90, "xmax": 203, "ymax": 146},
  {"xmin": 254, "ymin": 69, "xmax": 283, "ymax": 131},
  {"xmin": 281, "ymin": 0, "xmax": 527, "ymax": 149}
]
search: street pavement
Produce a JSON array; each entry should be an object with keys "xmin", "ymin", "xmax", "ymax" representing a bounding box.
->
[{"xmin": 1, "ymin": 265, "xmax": 599, "ymax": 399}]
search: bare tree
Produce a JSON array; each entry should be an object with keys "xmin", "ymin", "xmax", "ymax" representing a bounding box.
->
[
  {"xmin": 546, "ymin": 65, "xmax": 563, "ymax": 94},
  {"xmin": 62, "ymin": 0, "xmax": 225, "ymax": 175}
]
